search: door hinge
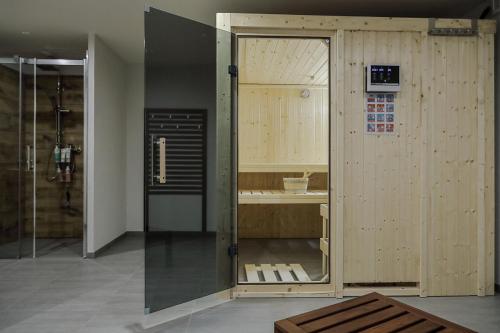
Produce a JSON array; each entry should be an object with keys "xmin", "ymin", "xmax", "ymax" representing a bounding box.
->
[
  {"xmin": 228, "ymin": 243, "xmax": 238, "ymax": 257},
  {"xmin": 228, "ymin": 65, "xmax": 238, "ymax": 77}
]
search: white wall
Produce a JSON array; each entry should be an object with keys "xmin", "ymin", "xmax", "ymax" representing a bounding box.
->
[
  {"xmin": 125, "ymin": 64, "xmax": 144, "ymax": 231},
  {"xmin": 87, "ymin": 34, "xmax": 127, "ymax": 253}
]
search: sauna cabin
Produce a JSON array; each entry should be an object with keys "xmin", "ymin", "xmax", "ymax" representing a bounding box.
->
[{"xmin": 217, "ymin": 13, "xmax": 496, "ymax": 298}]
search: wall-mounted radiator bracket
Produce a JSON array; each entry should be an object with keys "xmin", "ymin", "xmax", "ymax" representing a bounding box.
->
[{"xmin": 428, "ymin": 18, "xmax": 478, "ymax": 36}]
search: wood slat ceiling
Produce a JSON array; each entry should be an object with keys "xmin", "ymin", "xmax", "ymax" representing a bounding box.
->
[{"xmin": 238, "ymin": 38, "xmax": 329, "ymax": 86}]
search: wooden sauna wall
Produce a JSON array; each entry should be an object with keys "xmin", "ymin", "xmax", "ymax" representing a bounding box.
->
[
  {"xmin": 236, "ymin": 37, "xmax": 331, "ymax": 239},
  {"xmin": 342, "ymin": 31, "xmax": 422, "ymax": 284},
  {"xmin": 422, "ymin": 34, "xmax": 495, "ymax": 296},
  {"xmin": 341, "ymin": 31, "xmax": 495, "ymax": 294},
  {"xmin": 238, "ymin": 85, "xmax": 329, "ymax": 167},
  {"xmin": 24, "ymin": 75, "xmax": 84, "ymax": 238},
  {"xmin": 237, "ymin": 85, "xmax": 329, "ymax": 239},
  {"xmin": 0, "ymin": 65, "xmax": 19, "ymax": 244}
]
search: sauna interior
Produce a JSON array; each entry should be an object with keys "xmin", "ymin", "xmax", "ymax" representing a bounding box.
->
[
  {"xmin": 0, "ymin": 62, "xmax": 84, "ymax": 258},
  {"xmin": 237, "ymin": 37, "xmax": 330, "ymax": 283}
]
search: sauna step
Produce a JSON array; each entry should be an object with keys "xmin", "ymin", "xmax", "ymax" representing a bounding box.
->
[{"xmin": 244, "ymin": 264, "xmax": 311, "ymax": 283}]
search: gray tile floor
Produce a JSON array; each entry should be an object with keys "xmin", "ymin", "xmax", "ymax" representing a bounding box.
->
[{"xmin": 1, "ymin": 234, "xmax": 499, "ymax": 333}]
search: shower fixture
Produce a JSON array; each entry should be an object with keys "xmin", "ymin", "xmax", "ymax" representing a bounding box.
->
[{"xmin": 44, "ymin": 73, "xmax": 82, "ymax": 209}]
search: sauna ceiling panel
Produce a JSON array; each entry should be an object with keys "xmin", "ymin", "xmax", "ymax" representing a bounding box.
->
[{"xmin": 238, "ymin": 38, "xmax": 329, "ymax": 86}]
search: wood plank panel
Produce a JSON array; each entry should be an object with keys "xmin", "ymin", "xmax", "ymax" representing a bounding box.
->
[
  {"xmin": 238, "ymin": 204, "xmax": 322, "ymax": 238},
  {"xmin": 238, "ymin": 85, "xmax": 328, "ymax": 167},
  {"xmin": 230, "ymin": 13, "xmax": 496, "ymax": 34},
  {"xmin": 425, "ymin": 36, "xmax": 483, "ymax": 296},
  {"xmin": 343, "ymin": 31, "xmax": 421, "ymax": 283},
  {"xmin": 239, "ymin": 38, "xmax": 328, "ymax": 85},
  {"xmin": 483, "ymin": 34, "xmax": 495, "ymax": 295},
  {"xmin": 334, "ymin": 29, "xmax": 344, "ymax": 297}
]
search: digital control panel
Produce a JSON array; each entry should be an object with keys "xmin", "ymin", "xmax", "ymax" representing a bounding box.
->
[{"xmin": 366, "ymin": 65, "xmax": 400, "ymax": 92}]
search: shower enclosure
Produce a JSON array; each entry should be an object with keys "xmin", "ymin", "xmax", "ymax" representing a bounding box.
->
[{"xmin": 0, "ymin": 57, "xmax": 87, "ymax": 258}]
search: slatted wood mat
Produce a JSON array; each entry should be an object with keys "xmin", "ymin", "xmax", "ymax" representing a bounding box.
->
[
  {"xmin": 275, "ymin": 292, "xmax": 476, "ymax": 333},
  {"xmin": 245, "ymin": 264, "xmax": 311, "ymax": 283}
]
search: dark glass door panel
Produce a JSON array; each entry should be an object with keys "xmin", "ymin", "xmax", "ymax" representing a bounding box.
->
[
  {"xmin": 0, "ymin": 61, "xmax": 22, "ymax": 258},
  {"xmin": 144, "ymin": 8, "xmax": 234, "ymax": 313}
]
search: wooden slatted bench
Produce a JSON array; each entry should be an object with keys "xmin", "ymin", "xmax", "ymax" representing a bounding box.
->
[
  {"xmin": 274, "ymin": 292, "xmax": 476, "ymax": 333},
  {"xmin": 244, "ymin": 264, "xmax": 312, "ymax": 283}
]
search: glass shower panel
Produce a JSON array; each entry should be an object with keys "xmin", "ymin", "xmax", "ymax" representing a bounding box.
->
[
  {"xmin": 144, "ymin": 8, "xmax": 234, "ymax": 313},
  {"xmin": 0, "ymin": 58, "xmax": 84, "ymax": 259},
  {"xmin": 33, "ymin": 64, "xmax": 85, "ymax": 257},
  {"xmin": 22, "ymin": 61, "xmax": 36, "ymax": 258},
  {"xmin": 0, "ymin": 60, "xmax": 22, "ymax": 258}
]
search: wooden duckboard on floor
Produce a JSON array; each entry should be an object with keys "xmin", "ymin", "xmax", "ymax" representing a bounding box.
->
[
  {"xmin": 244, "ymin": 264, "xmax": 312, "ymax": 283},
  {"xmin": 274, "ymin": 292, "xmax": 476, "ymax": 333}
]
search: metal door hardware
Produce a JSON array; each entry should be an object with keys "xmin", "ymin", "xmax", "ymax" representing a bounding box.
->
[
  {"xmin": 25, "ymin": 145, "xmax": 33, "ymax": 171},
  {"xmin": 228, "ymin": 243, "xmax": 238, "ymax": 257},
  {"xmin": 428, "ymin": 18, "xmax": 478, "ymax": 36},
  {"xmin": 150, "ymin": 136, "xmax": 167, "ymax": 185},
  {"xmin": 228, "ymin": 64, "xmax": 238, "ymax": 77}
]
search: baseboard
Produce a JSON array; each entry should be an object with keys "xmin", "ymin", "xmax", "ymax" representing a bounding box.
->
[{"xmin": 86, "ymin": 231, "xmax": 133, "ymax": 258}]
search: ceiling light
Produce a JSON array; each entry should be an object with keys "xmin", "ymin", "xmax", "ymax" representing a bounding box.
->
[{"xmin": 21, "ymin": 31, "xmax": 31, "ymax": 35}]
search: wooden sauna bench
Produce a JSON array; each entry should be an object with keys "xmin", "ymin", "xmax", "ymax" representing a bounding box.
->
[
  {"xmin": 238, "ymin": 190, "xmax": 328, "ymax": 204},
  {"xmin": 237, "ymin": 172, "xmax": 327, "ymax": 238}
]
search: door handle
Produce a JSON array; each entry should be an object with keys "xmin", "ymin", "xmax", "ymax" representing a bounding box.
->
[
  {"xmin": 158, "ymin": 137, "xmax": 166, "ymax": 184},
  {"xmin": 150, "ymin": 135, "xmax": 154, "ymax": 186},
  {"xmin": 25, "ymin": 145, "xmax": 33, "ymax": 171},
  {"xmin": 151, "ymin": 136, "xmax": 167, "ymax": 185}
]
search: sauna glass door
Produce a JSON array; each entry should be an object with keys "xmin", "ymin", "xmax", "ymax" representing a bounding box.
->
[{"xmin": 144, "ymin": 8, "xmax": 234, "ymax": 313}]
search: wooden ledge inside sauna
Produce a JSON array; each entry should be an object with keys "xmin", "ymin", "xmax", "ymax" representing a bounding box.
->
[
  {"xmin": 238, "ymin": 190, "xmax": 328, "ymax": 204},
  {"xmin": 238, "ymin": 163, "xmax": 328, "ymax": 173}
]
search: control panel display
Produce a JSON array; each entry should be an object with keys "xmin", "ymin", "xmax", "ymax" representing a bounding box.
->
[{"xmin": 366, "ymin": 65, "xmax": 400, "ymax": 92}]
